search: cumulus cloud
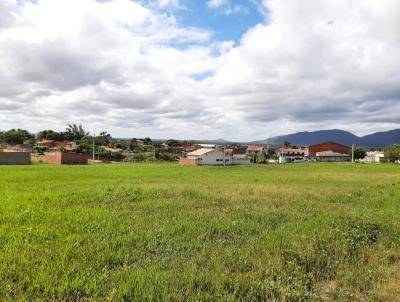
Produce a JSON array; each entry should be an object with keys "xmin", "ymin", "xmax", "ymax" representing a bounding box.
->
[
  {"xmin": 0, "ymin": 0, "xmax": 399, "ymax": 139},
  {"xmin": 207, "ymin": 0, "xmax": 229, "ymax": 9}
]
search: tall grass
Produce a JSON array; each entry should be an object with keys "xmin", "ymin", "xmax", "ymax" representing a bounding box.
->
[{"xmin": 0, "ymin": 163, "xmax": 399, "ymax": 301}]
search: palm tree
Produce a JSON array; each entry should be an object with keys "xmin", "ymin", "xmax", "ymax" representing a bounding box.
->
[{"xmin": 65, "ymin": 124, "xmax": 89, "ymax": 141}]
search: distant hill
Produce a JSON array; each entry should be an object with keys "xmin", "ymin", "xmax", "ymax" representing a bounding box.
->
[
  {"xmin": 251, "ymin": 129, "xmax": 400, "ymax": 148},
  {"xmin": 360, "ymin": 129, "xmax": 400, "ymax": 148}
]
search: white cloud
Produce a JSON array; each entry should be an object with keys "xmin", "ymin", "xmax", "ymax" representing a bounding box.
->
[
  {"xmin": 0, "ymin": 0, "xmax": 400, "ymax": 140},
  {"xmin": 207, "ymin": 0, "xmax": 229, "ymax": 9}
]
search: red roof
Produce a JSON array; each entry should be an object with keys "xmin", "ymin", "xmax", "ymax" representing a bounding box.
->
[{"xmin": 246, "ymin": 146, "xmax": 264, "ymax": 152}]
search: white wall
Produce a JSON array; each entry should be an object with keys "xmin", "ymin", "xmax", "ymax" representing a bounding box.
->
[{"xmin": 188, "ymin": 149, "xmax": 250, "ymax": 165}]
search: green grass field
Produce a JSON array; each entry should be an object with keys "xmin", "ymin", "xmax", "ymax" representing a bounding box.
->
[{"xmin": 1, "ymin": 163, "xmax": 400, "ymax": 301}]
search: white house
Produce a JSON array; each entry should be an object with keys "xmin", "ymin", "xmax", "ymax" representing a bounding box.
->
[
  {"xmin": 278, "ymin": 148, "xmax": 308, "ymax": 163},
  {"xmin": 185, "ymin": 148, "xmax": 230, "ymax": 165},
  {"xmin": 363, "ymin": 151, "xmax": 385, "ymax": 163},
  {"xmin": 181, "ymin": 147, "xmax": 250, "ymax": 166}
]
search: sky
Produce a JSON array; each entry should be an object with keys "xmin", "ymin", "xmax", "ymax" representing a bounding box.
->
[{"xmin": 0, "ymin": 0, "xmax": 400, "ymax": 141}]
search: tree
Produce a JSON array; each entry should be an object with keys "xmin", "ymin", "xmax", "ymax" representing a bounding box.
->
[
  {"xmin": 37, "ymin": 130, "xmax": 65, "ymax": 141},
  {"xmin": 143, "ymin": 137, "xmax": 153, "ymax": 145},
  {"xmin": 384, "ymin": 144, "xmax": 400, "ymax": 163},
  {"xmin": 165, "ymin": 139, "xmax": 187, "ymax": 147},
  {"xmin": 129, "ymin": 138, "xmax": 140, "ymax": 150},
  {"xmin": 352, "ymin": 147, "xmax": 366, "ymax": 161},
  {"xmin": 64, "ymin": 124, "xmax": 89, "ymax": 141},
  {"xmin": 284, "ymin": 141, "xmax": 291, "ymax": 147},
  {"xmin": 2, "ymin": 129, "xmax": 33, "ymax": 145},
  {"xmin": 96, "ymin": 131, "xmax": 112, "ymax": 146}
]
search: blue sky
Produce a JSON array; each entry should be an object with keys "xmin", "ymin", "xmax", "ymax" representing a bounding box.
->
[{"xmin": 173, "ymin": 0, "xmax": 265, "ymax": 43}]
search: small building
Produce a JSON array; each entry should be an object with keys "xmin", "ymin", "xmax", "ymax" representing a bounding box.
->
[
  {"xmin": 183, "ymin": 148, "xmax": 229, "ymax": 165},
  {"xmin": 0, "ymin": 151, "xmax": 31, "ymax": 165},
  {"xmin": 315, "ymin": 151, "xmax": 350, "ymax": 162},
  {"xmin": 37, "ymin": 140, "xmax": 57, "ymax": 148},
  {"xmin": 246, "ymin": 146, "xmax": 265, "ymax": 156},
  {"xmin": 37, "ymin": 140, "xmax": 76, "ymax": 152},
  {"xmin": 44, "ymin": 152, "xmax": 88, "ymax": 165},
  {"xmin": 226, "ymin": 147, "xmax": 251, "ymax": 164},
  {"xmin": 233, "ymin": 147, "xmax": 248, "ymax": 159},
  {"xmin": 364, "ymin": 151, "xmax": 385, "ymax": 163},
  {"xmin": 246, "ymin": 146, "xmax": 266, "ymax": 163},
  {"xmin": 179, "ymin": 148, "xmax": 250, "ymax": 166},
  {"xmin": 278, "ymin": 147, "xmax": 309, "ymax": 163}
]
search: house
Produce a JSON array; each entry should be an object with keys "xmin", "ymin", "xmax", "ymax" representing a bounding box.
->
[
  {"xmin": 37, "ymin": 140, "xmax": 76, "ymax": 152},
  {"xmin": 246, "ymin": 146, "xmax": 265, "ymax": 156},
  {"xmin": 180, "ymin": 148, "xmax": 229, "ymax": 165},
  {"xmin": 315, "ymin": 151, "xmax": 350, "ymax": 162},
  {"xmin": 37, "ymin": 140, "xmax": 57, "ymax": 148},
  {"xmin": 226, "ymin": 147, "xmax": 247, "ymax": 159},
  {"xmin": 246, "ymin": 146, "xmax": 266, "ymax": 163},
  {"xmin": 226, "ymin": 147, "xmax": 251, "ymax": 165},
  {"xmin": 363, "ymin": 151, "xmax": 385, "ymax": 163},
  {"xmin": 278, "ymin": 147, "xmax": 309, "ymax": 163},
  {"xmin": 179, "ymin": 147, "xmax": 250, "ymax": 166},
  {"xmin": 182, "ymin": 144, "xmax": 199, "ymax": 153},
  {"xmin": 308, "ymin": 142, "xmax": 351, "ymax": 157}
]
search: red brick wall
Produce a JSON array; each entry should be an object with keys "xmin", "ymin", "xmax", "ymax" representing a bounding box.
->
[
  {"xmin": 308, "ymin": 142, "xmax": 351, "ymax": 156},
  {"xmin": 60, "ymin": 152, "xmax": 88, "ymax": 164},
  {"xmin": 44, "ymin": 152, "xmax": 62, "ymax": 164},
  {"xmin": 179, "ymin": 158, "xmax": 197, "ymax": 166},
  {"xmin": 44, "ymin": 152, "xmax": 88, "ymax": 165}
]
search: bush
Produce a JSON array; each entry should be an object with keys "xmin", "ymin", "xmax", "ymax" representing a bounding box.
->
[{"xmin": 384, "ymin": 144, "xmax": 400, "ymax": 163}]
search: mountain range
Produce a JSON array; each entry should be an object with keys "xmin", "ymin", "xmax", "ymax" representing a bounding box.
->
[{"xmin": 251, "ymin": 129, "xmax": 400, "ymax": 148}]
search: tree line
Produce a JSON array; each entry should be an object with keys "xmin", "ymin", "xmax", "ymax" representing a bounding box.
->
[{"xmin": 1, "ymin": 125, "xmax": 400, "ymax": 162}]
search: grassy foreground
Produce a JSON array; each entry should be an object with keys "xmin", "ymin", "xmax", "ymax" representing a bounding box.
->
[{"xmin": 1, "ymin": 163, "xmax": 400, "ymax": 301}]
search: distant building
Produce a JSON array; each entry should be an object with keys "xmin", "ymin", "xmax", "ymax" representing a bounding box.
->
[
  {"xmin": 226, "ymin": 147, "xmax": 248, "ymax": 159},
  {"xmin": 278, "ymin": 147, "xmax": 309, "ymax": 163},
  {"xmin": 37, "ymin": 140, "xmax": 76, "ymax": 152},
  {"xmin": 364, "ymin": 151, "xmax": 385, "ymax": 163},
  {"xmin": 308, "ymin": 142, "xmax": 351, "ymax": 157},
  {"xmin": 315, "ymin": 151, "xmax": 350, "ymax": 162},
  {"xmin": 246, "ymin": 146, "xmax": 266, "ymax": 163},
  {"xmin": 179, "ymin": 147, "xmax": 250, "ymax": 166},
  {"xmin": 246, "ymin": 146, "xmax": 265, "ymax": 156}
]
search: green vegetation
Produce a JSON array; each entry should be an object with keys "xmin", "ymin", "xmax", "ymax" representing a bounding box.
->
[
  {"xmin": 0, "ymin": 128, "xmax": 33, "ymax": 145},
  {"xmin": 1, "ymin": 163, "xmax": 400, "ymax": 301},
  {"xmin": 385, "ymin": 144, "xmax": 400, "ymax": 162},
  {"xmin": 351, "ymin": 147, "xmax": 367, "ymax": 161}
]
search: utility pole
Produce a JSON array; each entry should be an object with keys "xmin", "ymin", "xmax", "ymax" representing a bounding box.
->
[
  {"xmin": 223, "ymin": 145, "xmax": 226, "ymax": 167},
  {"xmin": 92, "ymin": 133, "xmax": 95, "ymax": 162},
  {"xmin": 352, "ymin": 144, "xmax": 355, "ymax": 163}
]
